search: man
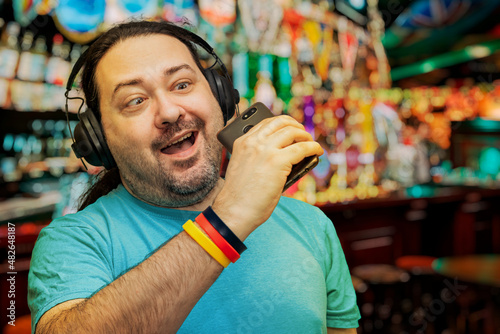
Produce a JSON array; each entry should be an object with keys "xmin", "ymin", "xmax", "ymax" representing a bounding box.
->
[{"xmin": 28, "ymin": 20, "xmax": 360, "ymax": 333}]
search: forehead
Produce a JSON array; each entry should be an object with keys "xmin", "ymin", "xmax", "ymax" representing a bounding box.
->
[{"xmin": 95, "ymin": 34, "xmax": 199, "ymax": 93}]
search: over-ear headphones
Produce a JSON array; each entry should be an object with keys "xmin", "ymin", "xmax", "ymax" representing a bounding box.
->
[{"xmin": 65, "ymin": 23, "xmax": 240, "ymax": 170}]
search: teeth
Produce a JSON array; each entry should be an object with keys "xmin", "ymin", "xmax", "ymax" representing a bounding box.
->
[{"xmin": 167, "ymin": 132, "xmax": 192, "ymax": 147}]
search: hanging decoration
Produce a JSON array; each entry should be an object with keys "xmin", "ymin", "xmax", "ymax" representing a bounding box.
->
[
  {"xmin": 52, "ymin": 0, "xmax": 106, "ymax": 44},
  {"xmin": 34, "ymin": 0, "xmax": 56, "ymax": 15},
  {"xmin": 398, "ymin": 0, "xmax": 473, "ymax": 29},
  {"xmin": 199, "ymin": 0, "xmax": 236, "ymax": 27},
  {"xmin": 237, "ymin": 0, "xmax": 283, "ymax": 54},
  {"xmin": 12, "ymin": 0, "xmax": 38, "ymax": 26},
  {"xmin": 337, "ymin": 16, "xmax": 359, "ymax": 84},
  {"xmin": 116, "ymin": 0, "xmax": 158, "ymax": 18},
  {"xmin": 162, "ymin": 0, "xmax": 198, "ymax": 25}
]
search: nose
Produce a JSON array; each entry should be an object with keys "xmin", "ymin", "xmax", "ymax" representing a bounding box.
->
[{"xmin": 154, "ymin": 92, "xmax": 186, "ymax": 128}]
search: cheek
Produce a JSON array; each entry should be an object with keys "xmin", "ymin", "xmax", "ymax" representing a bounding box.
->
[
  {"xmin": 206, "ymin": 97, "xmax": 225, "ymax": 129},
  {"xmin": 103, "ymin": 118, "xmax": 150, "ymax": 155}
]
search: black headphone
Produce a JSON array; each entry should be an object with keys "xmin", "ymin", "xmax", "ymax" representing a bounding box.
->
[{"xmin": 65, "ymin": 26, "xmax": 240, "ymax": 170}]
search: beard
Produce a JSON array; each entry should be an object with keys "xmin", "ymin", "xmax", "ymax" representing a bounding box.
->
[{"xmin": 110, "ymin": 117, "xmax": 223, "ymax": 208}]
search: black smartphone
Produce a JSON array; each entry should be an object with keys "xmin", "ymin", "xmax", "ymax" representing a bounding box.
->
[{"xmin": 217, "ymin": 102, "xmax": 319, "ymax": 191}]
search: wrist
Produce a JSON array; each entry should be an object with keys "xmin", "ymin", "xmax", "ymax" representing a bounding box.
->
[{"xmin": 210, "ymin": 201, "xmax": 256, "ymax": 242}]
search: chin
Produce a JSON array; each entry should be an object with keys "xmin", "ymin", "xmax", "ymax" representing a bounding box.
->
[
  {"xmin": 131, "ymin": 164, "xmax": 220, "ymax": 208},
  {"xmin": 119, "ymin": 142, "xmax": 222, "ymax": 207}
]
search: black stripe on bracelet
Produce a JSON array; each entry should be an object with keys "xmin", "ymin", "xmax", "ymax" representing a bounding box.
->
[{"xmin": 203, "ymin": 206, "xmax": 247, "ymax": 254}]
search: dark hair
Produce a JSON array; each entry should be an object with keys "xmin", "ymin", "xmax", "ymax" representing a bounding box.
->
[{"xmin": 77, "ymin": 20, "xmax": 206, "ymax": 211}]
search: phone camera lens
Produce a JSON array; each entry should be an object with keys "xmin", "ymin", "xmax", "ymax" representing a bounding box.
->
[
  {"xmin": 243, "ymin": 125, "xmax": 254, "ymax": 133},
  {"xmin": 242, "ymin": 107, "xmax": 257, "ymax": 120}
]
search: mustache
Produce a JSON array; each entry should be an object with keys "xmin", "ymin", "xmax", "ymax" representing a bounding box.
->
[{"xmin": 151, "ymin": 118, "xmax": 205, "ymax": 150}]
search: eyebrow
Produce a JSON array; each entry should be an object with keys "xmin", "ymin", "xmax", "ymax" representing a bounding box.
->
[{"xmin": 111, "ymin": 64, "xmax": 196, "ymax": 99}]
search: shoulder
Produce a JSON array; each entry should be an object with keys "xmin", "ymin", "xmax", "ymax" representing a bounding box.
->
[
  {"xmin": 79, "ymin": 184, "xmax": 132, "ymax": 217},
  {"xmin": 38, "ymin": 185, "xmax": 131, "ymax": 243},
  {"xmin": 274, "ymin": 196, "xmax": 329, "ymax": 224},
  {"xmin": 267, "ymin": 196, "xmax": 335, "ymax": 243}
]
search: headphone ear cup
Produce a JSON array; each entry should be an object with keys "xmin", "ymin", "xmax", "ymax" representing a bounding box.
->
[
  {"xmin": 204, "ymin": 68, "xmax": 239, "ymax": 124},
  {"xmin": 71, "ymin": 110, "xmax": 117, "ymax": 170},
  {"xmin": 219, "ymin": 75, "xmax": 239, "ymax": 122},
  {"xmin": 72, "ymin": 121, "xmax": 102, "ymax": 167},
  {"xmin": 86, "ymin": 111, "xmax": 116, "ymax": 169}
]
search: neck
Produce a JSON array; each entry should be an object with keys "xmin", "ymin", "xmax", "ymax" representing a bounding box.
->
[{"xmin": 121, "ymin": 177, "xmax": 225, "ymax": 211}]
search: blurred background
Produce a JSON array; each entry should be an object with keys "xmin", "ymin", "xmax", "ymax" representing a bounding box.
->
[{"xmin": 0, "ymin": 0, "xmax": 499, "ymax": 333}]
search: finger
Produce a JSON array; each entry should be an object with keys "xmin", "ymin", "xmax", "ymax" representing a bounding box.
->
[
  {"xmin": 247, "ymin": 115, "xmax": 304, "ymax": 137},
  {"xmin": 280, "ymin": 141, "xmax": 324, "ymax": 165},
  {"xmin": 267, "ymin": 126, "xmax": 314, "ymax": 149},
  {"xmin": 234, "ymin": 125, "xmax": 312, "ymax": 157}
]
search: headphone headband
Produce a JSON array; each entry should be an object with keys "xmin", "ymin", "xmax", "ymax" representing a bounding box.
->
[
  {"xmin": 66, "ymin": 25, "xmax": 224, "ymax": 94},
  {"xmin": 66, "ymin": 47, "xmax": 89, "ymax": 92}
]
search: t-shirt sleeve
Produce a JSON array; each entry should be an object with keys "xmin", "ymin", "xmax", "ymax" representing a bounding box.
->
[
  {"xmin": 318, "ymin": 209, "xmax": 361, "ymax": 329},
  {"xmin": 28, "ymin": 216, "xmax": 114, "ymax": 333}
]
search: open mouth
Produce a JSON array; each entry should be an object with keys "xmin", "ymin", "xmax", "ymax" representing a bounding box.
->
[{"xmin": 161, "ymin": 132, "xmax": 197, "ymax": 155}]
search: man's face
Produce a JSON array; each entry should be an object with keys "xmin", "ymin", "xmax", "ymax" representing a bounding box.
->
[{"xmin": 95, "ymin": 34, "xmax": 224, "ymax": 207}]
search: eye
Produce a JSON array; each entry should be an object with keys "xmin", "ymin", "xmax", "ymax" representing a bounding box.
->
[
  {"xmin": 126, "ymin": 97, "xmax": 145, "ymax": 107},
  {"xmin": 175, "ymin": 82, "xmax": 190, "ymax": 90}
]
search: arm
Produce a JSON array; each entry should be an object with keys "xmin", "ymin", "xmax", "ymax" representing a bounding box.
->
[
  {"xmin": 37, "ymin": 230, "xmax": 223, "ymax": 334},
  {"xmin": 36, "ymin": 115, "xmax": 323, "ymax": 333}
]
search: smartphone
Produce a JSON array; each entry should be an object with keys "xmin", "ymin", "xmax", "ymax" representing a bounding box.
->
[{"xmin": 217, "ymin": 102, "xmax": 319, "ymax": 191}]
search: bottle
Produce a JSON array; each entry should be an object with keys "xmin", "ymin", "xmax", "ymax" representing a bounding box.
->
[
  {"xmin": 0, "ymin": 21, "xmax": 21, "ymax": 79},
  {"xmin": 31, "ymin": 36, "xmax": 49, "ymax": 82},
  {"xmin": 57, "ymin": 39, "xmax": 72, "ymax": 86},
  {"xmin": 30, "ymin": 36, "xmax": 49, "ymax": 111},
  {"xmin": 17, "ymin": 30, "xmax": 34, "ymax": 81},
  {"xmin": 0, "ymin": 19, "xmax": 9, "ymax": 107},
  {"xmin": 45, "ymin": 33, "xmax": 63, "ymax": 85},
  {"xmin": 69, "ymin": 43, "xmax": 82, "ymax": 70},
  {"xmin": 11, "ymin": 31, "xmax": 34, "ymax": 111}
]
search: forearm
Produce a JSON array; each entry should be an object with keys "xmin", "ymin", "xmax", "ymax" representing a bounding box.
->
[{"xmin": 38, "ymin": 231, "xmax": 223, "ymax": 334}]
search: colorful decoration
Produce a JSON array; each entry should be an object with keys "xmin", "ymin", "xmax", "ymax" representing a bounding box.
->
[
  {"xmin": 199, "ymin": 0, "xmax": 236, "ymax": 27},
  {"xmin": 116, "ymin": 0, "xmax": 158, "ymax": 17},
  {"xmin": 54, "ymin": 0, "xmax": 106, "ymax": 33},
  {"xmin": 12, "ymin": 0, "xmax": 38, "ymax": 26},
  {"xmin": 478, "ymin": 86, "xmax": 500, "ymax": 120},
  {"xmin": 237, "ymin": 0, "xmax": 282, "ymax": 53},
  {"xmin": 397, "ymin": 0, "xmax": 474, "ymax": 29},
  {"xmin": 163, "ymin": 0, "xmax": 198, "ymax": 24},
  {"xmin": 52, "ymin": 0, "xmax": 106, "ymax": 43}
]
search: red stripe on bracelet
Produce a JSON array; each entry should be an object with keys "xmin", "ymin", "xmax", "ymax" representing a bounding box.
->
[{"xmin": 195, "ymin": 213, "xmax": 241, "ymax": 263}]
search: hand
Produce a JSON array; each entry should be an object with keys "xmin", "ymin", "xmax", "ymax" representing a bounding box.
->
[{"xmin": 212, "ymin": 115, "xmax": 323, "ymax": 239}]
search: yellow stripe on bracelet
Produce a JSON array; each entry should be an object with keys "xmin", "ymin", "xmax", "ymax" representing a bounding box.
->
[{"xmin": 183, "ymin": 220, "xmax": 231, "ymax": 268}]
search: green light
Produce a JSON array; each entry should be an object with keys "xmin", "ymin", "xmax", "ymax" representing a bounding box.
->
[
  {"xmin": 349, "ymin": 0, "xmax": 366, "ymax": 10},
  {"xmin": 406, "ymin": 185, "xmax": 436, "ymax": 198},
  {"xmin": 468, "ymin": 118, "xmax": 500, "ymax": 132},
  {"xmin": 479, "ymin": 147, "xmax": 500, "ymax": 175},
  {"xmin": 421, "ymin": 62, "xmax": 435, "ymax": 73},
  {"xmin": 410, "ymin": 185, "xmax": 423, "ymax": 198},
  {"xmin": 391, "ymin": 39, "xmax": 500, "ymax": 81},
  {"xmin": 466, "ymin": 45, "xmax": 492, "ymax": 58}
]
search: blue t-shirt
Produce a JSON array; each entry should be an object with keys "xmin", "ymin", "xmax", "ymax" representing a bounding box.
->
[{"xmin": 28, "ymin": 185, "xmax": 360, "ymax": 333}]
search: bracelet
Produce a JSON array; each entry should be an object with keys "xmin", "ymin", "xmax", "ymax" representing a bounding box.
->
[
  {"xmin": 196, "ymin": 213, "xmax": 240, "ymax": 262},
  {"xmin": 202, "ymin": 206, "xmax": 247, "ymax": 254},
  {"xmin": 183, "ymin": 220, "xmax": 230, "ymax": 268}
]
